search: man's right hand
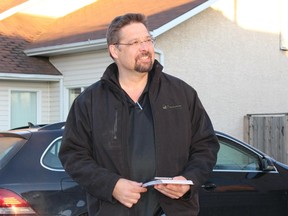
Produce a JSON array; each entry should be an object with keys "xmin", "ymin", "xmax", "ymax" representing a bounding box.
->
[{"xmin": 112, "ymin": 178, "xmax": 147, "ymax": 208}]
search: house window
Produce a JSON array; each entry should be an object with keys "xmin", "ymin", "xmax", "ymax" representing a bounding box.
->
[
  {"xmin": 10, "ymin": 91, "xmax": 37, "ymax": 128},
  {"xmin": 68, "ymin": 87, "xmax": 85, "ymax": 108}
]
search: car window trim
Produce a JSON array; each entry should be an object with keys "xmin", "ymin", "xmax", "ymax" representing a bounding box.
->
[
  {"xmin": 215, "ymin": 133, "xmax": 278, "ymax": 173},
  {"xmin": 40, "ymin": 136, "xmax": 64, "ymax": 172}
]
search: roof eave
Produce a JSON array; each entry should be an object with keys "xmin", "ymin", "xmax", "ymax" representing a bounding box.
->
[{"xmin": 151, "ymin": 0, "xmax": 218, "ymax": 37}]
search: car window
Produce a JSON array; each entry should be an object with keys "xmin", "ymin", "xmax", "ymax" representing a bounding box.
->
[
  {"xmin": 41, "ymin": 137, "xmax": 63, "ymax": 171},
  {"xmin": 215, "ymin": 137, "xmax": 260, "ymax": 171},
  {"xmin": 0, "ymin": 135, "xmax": 26, "ymax": 169}
]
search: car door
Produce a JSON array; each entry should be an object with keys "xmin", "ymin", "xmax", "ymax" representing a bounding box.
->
[
  {"xmin": 40, "ymin": 135, "xmax": 88, "ymax": 215},
  {"xmin": 199, "ymin": 134, "xmax": 288, "ymax": 216}
]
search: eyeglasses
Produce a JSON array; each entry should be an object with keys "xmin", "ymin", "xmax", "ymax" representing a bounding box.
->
[{"xmin": 114, "ymin": 37, "xmax": 155, "ymax": 48}]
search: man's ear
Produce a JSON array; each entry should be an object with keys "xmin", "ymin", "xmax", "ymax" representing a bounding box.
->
[{"xmin": 109, "ymin": 45, "xmax": 119, "ymax": 59}]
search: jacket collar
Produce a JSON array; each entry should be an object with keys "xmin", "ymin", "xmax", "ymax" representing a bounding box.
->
[{"xmin": 101, "ymin": 60, "xmax": 164, "ymax": 93}]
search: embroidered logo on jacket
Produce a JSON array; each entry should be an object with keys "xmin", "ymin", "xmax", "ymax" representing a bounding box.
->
[{"xmin": 162, "ymin": 104, "xmax": 182, "ymax": 110}]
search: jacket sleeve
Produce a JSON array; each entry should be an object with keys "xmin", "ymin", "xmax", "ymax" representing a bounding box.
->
[
  {"xmin": 183, "ymin": 86, "xmax": 219, "ymax": 190},
  {"xmin": 59, "ymin": 91, "xmax": 120, "ymax": 202}
]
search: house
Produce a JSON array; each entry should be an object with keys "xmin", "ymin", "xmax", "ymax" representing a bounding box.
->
[{"xmin": 0, "ymin": 0, "xmax": 287, "ymax": 141}]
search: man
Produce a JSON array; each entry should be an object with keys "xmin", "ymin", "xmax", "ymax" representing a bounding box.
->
[{"xmin": 59, "ymin": 13, "xmax": 219, "ymax": 216}]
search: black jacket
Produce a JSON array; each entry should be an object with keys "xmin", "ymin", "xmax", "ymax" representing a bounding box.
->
[{"xmin": 59, "ymin": 60, "xmax": 219, "ymax": 216}]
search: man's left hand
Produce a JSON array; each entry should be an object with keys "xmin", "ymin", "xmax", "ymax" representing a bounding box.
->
[{"xmin": 154, "ymin": 176, "xmax": 191, "ymax": 199}]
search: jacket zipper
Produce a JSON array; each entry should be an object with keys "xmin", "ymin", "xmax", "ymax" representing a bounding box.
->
[{"xmin": 113, "ymin": 109, "xmax": 118, "ymax": 139}]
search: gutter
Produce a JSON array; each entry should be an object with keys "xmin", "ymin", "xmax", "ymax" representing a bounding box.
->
[
  {"xmin": 0, "ymin": 73, "xmax": 63, "ymax": 81},
  {"xmin": 25, "ymin": 38, "xmax": 107, "ymax": 57}
]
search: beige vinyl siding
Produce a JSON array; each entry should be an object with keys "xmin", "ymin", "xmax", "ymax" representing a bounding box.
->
[
  {"xmin": 50, "ymin": 50, "xmax": 113, "ymax": 118},
  {"xmin": 50, "ymin": 49, "xmax": 162, "ymax": 89},
  {"xmin": 50, "ymin": 50, "xmax": 113, "ymax": 88},
  {"xmin": 0, "ymin": 84, "xmax": 9, "ymax": 130},
  {"xmin": 49, "ymin": 81, "xmax": 61, "ymax": 123},
  {"xmin": 0, "ymin": 80, "xmax": 60, "ymax": 130}
]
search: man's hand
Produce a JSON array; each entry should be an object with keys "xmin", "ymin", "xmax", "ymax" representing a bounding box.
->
[
  {"xmin": 154, "ymin": 176, "xmax": 190, "ymax": 199},
  {"xmin": 112, "ymin": 178, "xmax": 147, "ymax": 208}
]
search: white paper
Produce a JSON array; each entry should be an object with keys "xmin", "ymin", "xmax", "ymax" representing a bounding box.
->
[{"xmin": 142, "ymin": 177, "xmax": 193, "ymax": 187}]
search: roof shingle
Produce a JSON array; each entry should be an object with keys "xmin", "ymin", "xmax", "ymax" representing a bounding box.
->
[{"xmin": 0, "ymin": 4, "xmax": 60, "ymax": 75}]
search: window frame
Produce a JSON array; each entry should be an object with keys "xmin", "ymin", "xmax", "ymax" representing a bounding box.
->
[
  {"xmin": 214, "ymin": 134, "xmax": 273, "ymax": 173},
  {"xmin": 64, "ymin": 86, "xmax": 86, "ymax": 118},
  {"xmin": 9, "ymin": 89, "xmax": 41, "ymax": 129},
  {"xmin": 40, "ymin": 136, "xmax": 64, "ymax": 172}
]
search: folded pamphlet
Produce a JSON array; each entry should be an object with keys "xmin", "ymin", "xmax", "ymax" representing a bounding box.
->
[{"xmin": 142, "ymin": 177, "xmax": 193, "ymax": 187}]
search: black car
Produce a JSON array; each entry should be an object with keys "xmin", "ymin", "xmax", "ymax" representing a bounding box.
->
[
  {"xmin": 0, "ymin": 122, "xmax": 87, "ymax": 216},
  {"xmin": 1, "ymin": 122, "xmax": 288, "ymax": 215}
]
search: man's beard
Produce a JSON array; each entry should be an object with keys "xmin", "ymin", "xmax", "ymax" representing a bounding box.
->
[{"xmin": 134, "ymin": 52, "xmax": 154, "ymax": 73}]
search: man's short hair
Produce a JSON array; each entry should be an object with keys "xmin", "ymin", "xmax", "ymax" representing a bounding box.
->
[{"xmin": 106, "ymin": 13, "xmax": 148, "ymax": 46}]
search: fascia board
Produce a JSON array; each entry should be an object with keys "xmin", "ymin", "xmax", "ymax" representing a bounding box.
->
[
  {"xmin": 24, "ymin": 38, "xmax": 107, "ymax": 57},
  {"xmin": 151, "ymin": 0, "xmax": 219, "ymax": 37}
]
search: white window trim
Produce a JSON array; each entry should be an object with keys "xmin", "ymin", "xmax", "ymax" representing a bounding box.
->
[
  {"xmin": 8, "ymin": 88, "xmax": 42, "ymax": 128},
  {"xmin": 63, "ymin": 86, "xmax": 86, "ymax": 119}
]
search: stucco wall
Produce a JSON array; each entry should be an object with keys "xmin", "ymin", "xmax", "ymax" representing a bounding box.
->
[{"xmin": 154, "ymin": 1, "xmax": 288, "ymax": 140}]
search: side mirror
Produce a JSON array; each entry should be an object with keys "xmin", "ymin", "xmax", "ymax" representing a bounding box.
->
[{"xmin": 262, "ymin": 157, "xmax": 275, "ymax": 171}]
